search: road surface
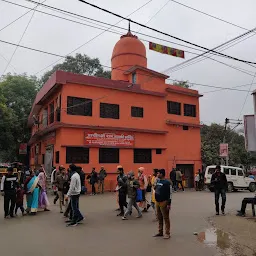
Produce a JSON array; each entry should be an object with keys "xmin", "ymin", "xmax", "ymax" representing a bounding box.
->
[{"xmin": 0, "ymin": 190, "xmax": 253, "ymax": 256}]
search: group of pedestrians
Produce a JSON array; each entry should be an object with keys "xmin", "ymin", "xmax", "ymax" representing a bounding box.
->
[
  {"xmin": 0, "ymin": 166, "xmax": 50, "ymax": 218},
  {"xmin": 115, "ymin": 166, "xmax": 172, "ymax": 239},
  {"xmin": 169, "ymin": 168, "xmax": 185, "ymax": 192}
]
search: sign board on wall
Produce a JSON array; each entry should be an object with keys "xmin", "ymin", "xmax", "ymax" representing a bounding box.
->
[
  {"xmin": 85, "ymin": 131, "xmax": 135, "ymax": 147},
  {"xmin": 219, "ymin": 143, "xmax": 228, "ymax": 157},
  {"xmin": 19, "ymin": 143, "xmax": 27, "ymax": 155},
  {"xmin": 244, "ymin": 115, "xmax": 256, "ymax": 152}
]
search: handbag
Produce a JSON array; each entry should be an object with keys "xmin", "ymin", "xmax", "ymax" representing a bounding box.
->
[{"xmin": 136, "ymin": 189, "xmax": 143, "ymax": 202}]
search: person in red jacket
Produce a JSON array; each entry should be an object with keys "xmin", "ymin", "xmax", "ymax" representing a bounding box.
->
[{"xmin": 15, "ymin": 184, "xmax": 25, "ymax": 216}]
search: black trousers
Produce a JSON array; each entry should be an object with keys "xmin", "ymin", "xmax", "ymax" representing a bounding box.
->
[
  {"xmin": 240, "ymin": 197, "xmax": 256, "ymax": 214},
  {"xmin": 215, "ymin": 189, "xmax": 226, "ymax": 213},
  {"xmin": 177, "ymin": 181, "xmax": 184, "ymax": 191},
  {"xmin": 15, "ymin": 204, "xmax": 25, "ymax": 214},
  {"xmin": 118, "ymin": 192, "xmax": 127, "ymax": 214},
  {"xmin": 4, "ymin": 192, "xmax": 16, "ymax": 217},
  {"xmin": 92, "ymin": 183, "xmax": 96, "ymax": 194}
]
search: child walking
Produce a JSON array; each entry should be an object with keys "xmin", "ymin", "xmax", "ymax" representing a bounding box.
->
[{"xmin": 15, "ymin": 185, "xmax": 25, "ymax": 216}]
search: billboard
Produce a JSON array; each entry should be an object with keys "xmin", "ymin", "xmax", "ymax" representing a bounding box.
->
[
  {"xmin": 149, "ymin": 42, "xmax": 185, "ymax": 59},
  {"xmin": 219, "ymin": 143, "xmax": 228, "ymax": 157},
  {"xmin": 19, "ymin": 143, "xmax": 27, "ymax": 155},
  {"xmin": 85, "ymin": 131, "xmax": 135, "ymax": 147},
  {"xmin": 244, "ymin": 115, "xmax": 256, "ymax": 152}
]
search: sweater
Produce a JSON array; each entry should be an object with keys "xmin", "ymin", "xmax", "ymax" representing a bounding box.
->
[
  {"xmin": 67, "ymin": 172, "xmax": 81, "ymax": 196},
  {"xmin": 155, "ymin": 179, "xmax": 172, "ymax": 204}
]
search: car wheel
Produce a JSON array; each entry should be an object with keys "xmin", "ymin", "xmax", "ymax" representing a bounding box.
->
[
  {"xmin": 249, "ymin": 183, "xmax": 256, "ymax": 192},
  {"xmin": 227, "ymin": 182, "xmax": 233, "ymax": 193}
]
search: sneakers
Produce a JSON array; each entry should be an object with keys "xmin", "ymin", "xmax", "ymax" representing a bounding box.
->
[
  {"xmin": 136, "ymin": 215, "xmax": 142, "ymax": 218},
  {"xmin": 236, "ymin": 211, "xmax": 245, "ymax": 217},
  {"xmin": 153, "ymin": 233, "xmax": 163, "ymax": 237},
  {"xmin": 117, "ymin": 213, "xmax": 124, "ymax": 217},
  {"xmin": 147, "ymin": 203, "xmax": 151, "ymax": 210},
  {"xmin": 60, "ymin": 211, "xmax": 63, "ymax": 214},
  {"xmin": 77, "ymin": 217, "xmax": 84, "ymax": 223},
  {"xmin": 66, "ymin": 222, "xmax": 77, "ymax": 227},
  {"xmin": 142, "ymin": 208, "xmax": 148, "ymax": 213},
  {"xmin": 163, "ymin": 234, "xmax": 171, "ymax": 239},
  {"xmin": 65, "ymin": 219, "xmax": 72, "ymax": 223},
  {"xmin": 216, "ymin": 212, "xmax": 220, "ymax": 216},
  {"xmin": 222, "ymin": 211, "xmax": 225, "ymax": 215},
  {"xmin": 44, "ymin": 209, "xmax": 50, "ymax": 212},
  {"xmin": 4, "ymin": 215, "xmax": 10, "ymax": 219},
  {"xmin": 122, "ymin": 216, "xmax": 128, "ymax": 220}
]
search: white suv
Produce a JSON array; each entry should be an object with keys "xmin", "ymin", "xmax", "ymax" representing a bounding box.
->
[{"xmin": 205, "ymin": 165, "xmax": 256, "ymax": 193}]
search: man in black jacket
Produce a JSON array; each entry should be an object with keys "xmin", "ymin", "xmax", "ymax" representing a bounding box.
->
[
  {"xmin": 169, "ymin": 168, "xmax": 176, "ymax": 192},
  {"xmin": 116, "ymin": 165, "xmax": 127, "ymax": 217},
  {"xmin": 1, "ymin": 167, "xmax": 18, "ymax": 218},
  {"xmin": 211, "ymin": 165, "xmax": 228, "ymax": 215}
]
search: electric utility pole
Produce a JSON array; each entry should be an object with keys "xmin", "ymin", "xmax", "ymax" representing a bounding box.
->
[{"xmin": 221, "ymin": 118, "xmax": 242, "ymax": 166}]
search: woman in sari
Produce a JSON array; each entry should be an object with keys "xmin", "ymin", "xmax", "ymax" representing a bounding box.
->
[
  {"xmin": 24, "ymin": 170, "xmax": 40, "ymax": 215},
  {"xmin": 38, "ymin": 167, "xmax": 50, "ymax": 211}
]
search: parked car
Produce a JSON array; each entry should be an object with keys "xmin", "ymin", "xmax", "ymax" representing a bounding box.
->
[{"xmin": 205, "ymin": 165, "xmax": 256, "ymax": 193}]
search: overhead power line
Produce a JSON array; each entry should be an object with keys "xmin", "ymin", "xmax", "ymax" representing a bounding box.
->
[
  {"xmin": 0, "ymin": 0, "xmax": 46, "ymax": 33},
  {"xmin": 11, "ymin": 0, "xmax": 255, "ymax": 78},
  {"xmin": 0, "ymin": 37, "xmax": 255, "ymax": 94},
  {"xmin": 77, "ymin": 0, "xmax": 256, "ymax": 65},
  {"xmin": 169, "ymin": 0, "xmax": 250, "ymax": 31},
  {"xmin": 1, "ymin": 0, "xmax": 42, "ymax": 76},
  {"xmin": 165, "ymin": 27, "xmax": 256, "ymax": 74}
]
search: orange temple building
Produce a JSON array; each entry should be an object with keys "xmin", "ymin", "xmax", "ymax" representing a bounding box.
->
[{"xmin": 28, "ymin": 30, "xmax": 202, "ymax": 189}]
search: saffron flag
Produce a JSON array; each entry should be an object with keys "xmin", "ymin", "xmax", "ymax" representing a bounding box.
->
[{"xmin": 149, "ymin": 42, "xmax": 185, "ymax": 59}]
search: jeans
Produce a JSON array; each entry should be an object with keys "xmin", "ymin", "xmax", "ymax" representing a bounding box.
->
[
  {"xmin": 64, "ymin": 200, "xmax": 72, "ymax": 219},
  {"xmin": 240, "ymin": 197, "xmax": 256, "ymax": 214},
  {"xmin": 71, "ymin": 195, "xmax": 83, "ymax": 223},
  {"xmin": 215, "ymin": 189, "xmax": 226, "ymax": 213},
  {"xmin": 156, "ymin": 201, "xmax": 170, "ymax": 235},
  {"xmin": 98, "ymin": 180, "xmax": 104, "ymax": 193},
  {"xmin": 4, "ymin": 191, "xmax": 16, "ymax": 217},
  {"xmin": 57, "ymin": 191, "xmax": 64, "ymax": 212},
  {"xmin": 124, "ymin": 198, "xmax": 142, "ymax": 217}
]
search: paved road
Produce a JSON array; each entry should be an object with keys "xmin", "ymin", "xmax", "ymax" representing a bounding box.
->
[{"xmin": 0, "ymin": 190, "xmax": 253, "ymax": 256}]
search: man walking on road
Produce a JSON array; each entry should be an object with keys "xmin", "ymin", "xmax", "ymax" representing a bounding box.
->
[
  {"xmin": 211, "ymin": 165, "xmax": 228, "ymax": 215},
  {"xmin": 116, "ymin": 165, "xmax": 127, "ymax": 217},
  {"xmin": 98, "ymin": 166, "xmax": 107, "ymax": 194},
  {"xmin": 66, "ymin": 164, "xmax": 84, "ymax": 227},
  {"xmin": 169, "ymin": 168, "xmax": 176, "ymax": 192},
  {"xmin": 122, "ymin": 171, "xmax": 142, "ymax": 220},
  {"xmin": 153, "ymin": 169, "xmax": 172, "ymax": 239},
  {"xmin": 1, "ymin": 167, "xmax": 18, "ymax": 218},
  {"xmin": 176, "ymin": 168, "xmax": 184, "ymax": 192},
  {"xmin": 56, "ymin": 167, "xmax": 68, "ymax": 213}
]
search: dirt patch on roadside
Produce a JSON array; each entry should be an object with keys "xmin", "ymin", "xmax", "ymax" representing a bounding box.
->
[{"xmin": 210, "ymin": 214, "xmax": 256, "ymax": 256}]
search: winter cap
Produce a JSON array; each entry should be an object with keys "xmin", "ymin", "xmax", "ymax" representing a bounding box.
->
[
  {"xmin": 138, "ymin": 167, "xmax": 145, "ymax": 172},
  {"xmin": 127, "ymin": 171, "xmax": 135, "ymax": 177}
]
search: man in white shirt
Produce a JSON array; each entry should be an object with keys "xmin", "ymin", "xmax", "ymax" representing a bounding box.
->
[{"xmin": 66, "ymin": 164, "xmax": 84, "ymax": 227}]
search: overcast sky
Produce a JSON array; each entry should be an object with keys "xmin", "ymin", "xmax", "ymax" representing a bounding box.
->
[{"xmin": 1, "ymin": 0, "xmax": 256, "ymax": 126}]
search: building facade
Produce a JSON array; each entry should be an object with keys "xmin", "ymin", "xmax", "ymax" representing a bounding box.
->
[{"xmin": 28, "ymin": 31, "xmax": 202, "ymax": 188}]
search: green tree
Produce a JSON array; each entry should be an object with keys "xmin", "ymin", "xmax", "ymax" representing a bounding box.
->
[
  {"xmin": 40, "ymin": 53, "xmax": 111, "ymax": 86},
  {"xmin": 201, "ymin": 123, "xmax": 256, "ymax": 168},
  {"xmin": 0, "ymin": 74, "xmax": 38, "ymax": 162},
  {"xmin": 173, "ymin": 80, "xmax": 191, "ymax": 88}
]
